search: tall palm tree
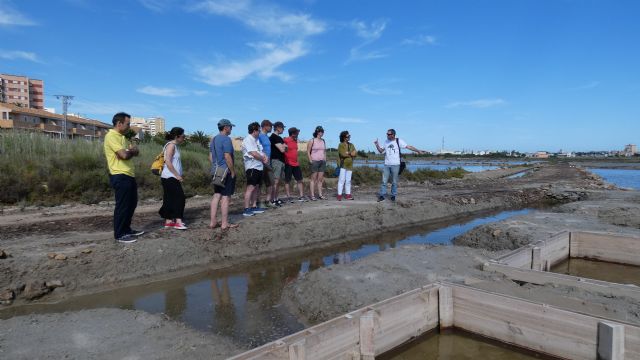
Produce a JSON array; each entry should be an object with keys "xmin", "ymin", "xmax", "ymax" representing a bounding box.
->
[{"xmin": 189, "ymin": 130, "xmax": 211, "ymax": 148}]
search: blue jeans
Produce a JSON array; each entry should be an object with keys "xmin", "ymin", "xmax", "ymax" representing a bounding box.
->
[{"xmin": 379, "ymin": 165, "xmax": 400, "ymax": 197}]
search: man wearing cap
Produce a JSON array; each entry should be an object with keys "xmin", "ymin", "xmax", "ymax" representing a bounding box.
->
[
  {"xmin": 257, "ymin": 119, "xmax": 275, "ymax": 208},
  {"xmin": 269, "ymin": 121, "xmax": 288, "ymax": 206},
  {"xmin": 209, "ymin": 119, "xmax": 238, "ymax": 230},
  {"xmin": 284, "ymin": 127, "xmax": 306, "ymax": 202},
  {"xmin": 374, "ymin": 129, "xmax": 426, "ymax": 202}
]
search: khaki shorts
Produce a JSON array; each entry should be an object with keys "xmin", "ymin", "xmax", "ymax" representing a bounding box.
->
[{"xmin": 271, "ymin": 159, "xmax": 285, "ymax": 180}]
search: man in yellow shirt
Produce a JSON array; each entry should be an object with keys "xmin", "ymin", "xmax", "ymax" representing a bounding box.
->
[{"xmin": 104, "ymin": 112, "xmax": 144, "ymax": 243}]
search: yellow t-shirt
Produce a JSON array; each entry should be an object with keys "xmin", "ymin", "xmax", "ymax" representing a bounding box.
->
[{"xmin": 104, "ymin": 129, "xmax": 135, "ymax": 177}]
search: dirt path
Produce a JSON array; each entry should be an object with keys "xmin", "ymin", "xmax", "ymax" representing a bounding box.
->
[
  {"xmin": 0, "ymin": 308, "xmax": 243, "ymax": 359},
  {"xmin": 0, "ymin": 164, "xmax": 600, "ymax": 308}
]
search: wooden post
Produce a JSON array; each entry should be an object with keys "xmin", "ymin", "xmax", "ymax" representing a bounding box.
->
[
  {"xmin": 598, "ymin": 322, "xmax": 625, "ymax": 360},
  {"xmin": 289, "ymin": 340, "xmax": 306, "ymax": 360},
  {"xmin": 439, "ymin": 286, "xmax": 453, "ymax": 329},
  {"xmin": 359, "ymin": 310, "xmax": 377, "ymax": 360},
  {"xmin": 532, "ymin": 247, "xmax": 542, "ymax": 271}
]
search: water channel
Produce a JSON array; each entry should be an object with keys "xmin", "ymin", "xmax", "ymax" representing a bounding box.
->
[
  {"xmin": 0, "ymin": 208, "xmax": 533, "ymax": 348},
  {"xmin": 588, "ymin": 168, "xmax": 640, "ymax": 190}
]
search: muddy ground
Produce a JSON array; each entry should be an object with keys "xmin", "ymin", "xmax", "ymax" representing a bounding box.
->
[
  {"xmin": 283, "ymin": 188, "xmax": 640, "ymax": 328},
  {"xmin": 0, "ymin": 163, "xmax": 606, "ymax": 358},
  {"xmin": 0, "ymin": 308, "xmax": 243, "ymax": 359}
]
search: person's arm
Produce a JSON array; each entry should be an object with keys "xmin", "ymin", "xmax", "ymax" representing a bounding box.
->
[
  {"xmin": 350, "ymin": 144, "xmax": 357, "ymax": 158},
  {"xmin": 373, "ymin": 139, "xmax": 385, "ymax": 154},
  {"xmin": 307, "ymin": 139, "xmax": 313, "ymax": 162},
  {"xmin": 406, "ymin": 145, "xmax": 425, "ymax": 154},
  {"xmin": 338, "ymin": 143, "xmax": 348, "ymax": 159},
  {"xmin": 112, "ymin": 139, "xmax": 137, "ymax": 160},
  {"xmin": 275, "ymin": 142, "xmax": 287, "ymax": 152},
  {"xmin": 164, "ymin": 143, "xmax": 183, "ymax": 181},
  {"xmin": 249, "ymin": 150, "xmax": 267, "ymax": 163},
  {"xmin": 224, "ymin": 152, "xmax": 235, "ymax": 178},
  {"xmin": 208, "ymin": 151, "xmax": 213, "ymax": 165}
]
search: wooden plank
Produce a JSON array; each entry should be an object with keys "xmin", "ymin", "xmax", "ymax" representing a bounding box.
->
[
  {"xmin": 598, "ymin": 322, "xmax": 624, "ymax": 360},
  {"xmin": 494, "ymin": 246, "xmax": 532, "ymax": 268},
  {"xmin": 451, "ymin": 284, "xmax": 599, "ymax": 359},
  {"xmin": 359, "ymin": 311, "xmax": 376, "ymax": 360},
  {"xmin": 532, "ymin": 247, "xmax": 542, "ymax": 271},
  {"xmin": 540, "ymin": 231, "xmax": 571, "ymax": 268},
  {"xmin": 483, "ymin": 262, "xmax": 640, "ymax": 301},
  {"xmin": 289, "ymin": 341, "xmax": 306, "ymax": 360},
  {"xmin": 624, "ymin": 324, "xmax": 640, "ymax": 359},
  {"xmin": 571, "ymin": 231, "xmax": 640, "ymax": 266},
  {"xmin": 439, "ymin": 286, "xmax": 453, "ymax": 329}
]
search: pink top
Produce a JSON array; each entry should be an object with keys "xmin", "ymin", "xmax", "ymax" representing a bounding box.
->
[{"xmin": 309, "ymin": 138, "xmax": 326, "ymax": 161}]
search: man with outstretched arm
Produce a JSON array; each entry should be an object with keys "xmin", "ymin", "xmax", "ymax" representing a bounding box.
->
[{"xmin": 373, "ymin": 128, "xmax": 426, "ymax": 202}]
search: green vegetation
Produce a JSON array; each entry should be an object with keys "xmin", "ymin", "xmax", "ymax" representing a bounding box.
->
[{"xmin": 0, "ymin": 131, "xmax": 468, "ymax": 205}]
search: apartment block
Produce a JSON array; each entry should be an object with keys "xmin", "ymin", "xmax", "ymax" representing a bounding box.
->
[
  {"xmin": 624, "ymin": 144, "xmax": 638, "ymax": 156},
  {"xmin": 129, "ymin": 116, "xmax": 165, "ymax": 136},
  {"xmin": 0, "ymin": 74, "xmax": 44, "ymax": 109},
  {"xmin": 0, "ymin": 102, "xmax": 111, "ymax": 139}
]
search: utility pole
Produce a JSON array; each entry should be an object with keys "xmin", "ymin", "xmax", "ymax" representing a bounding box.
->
[{"xmin": 54, "ymin": 95, "xmax": 74, "ymax": 139}]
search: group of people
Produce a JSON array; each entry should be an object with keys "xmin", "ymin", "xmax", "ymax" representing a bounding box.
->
[{"xmin": 104, "ymin": 112, "xmax": 425, "ymax": 243}]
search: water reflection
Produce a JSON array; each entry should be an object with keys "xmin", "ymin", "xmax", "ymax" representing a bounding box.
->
[{"xmin": 0, "ymin": 209, "xmax": 533, "ymax": 348}]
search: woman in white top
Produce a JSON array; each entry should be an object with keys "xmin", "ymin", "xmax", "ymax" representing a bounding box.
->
[
  {"xmin": 307, "ymin": 125, "xmax": 327, "ymax": 200},
  {"xmin": 159, "ymin": 127, "xmax": 187, "ymax": 230}
]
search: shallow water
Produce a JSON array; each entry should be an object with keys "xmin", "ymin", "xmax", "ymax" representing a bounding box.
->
[
  {"xmin": 379, "ymin": 329, "xmax": 553, "ymax": 360},
  {"xmin": 1, "ymin": 208, "xmax": 532, "ymax": 348},
  {"xmin": 589, "ymin": 168, "xmax": 640, "ymax": 189},
  {"xmin": 551, "ymin": 258, "xmax": 640, "ymax": 286}
]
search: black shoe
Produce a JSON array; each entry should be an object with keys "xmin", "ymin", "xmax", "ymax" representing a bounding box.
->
[
  {"xmin": 128, "ymin": 229, "xmax": 145, "ymax": 236},
  {"xmin": 116, "ymin": 234, "xmax": 137, "ymax": 244},
  {"xmin": 377, "ymin": 196, "xmax": 385, "ymax": 202},
  {"xmin": 390, "ymin": 196, "xmax": 396, "ymax": 202}
]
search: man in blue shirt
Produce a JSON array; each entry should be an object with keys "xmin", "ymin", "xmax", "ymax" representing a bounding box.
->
[
  {"xmin": 257, "ymin": 119, "xmax": 275, "ymax": 208},
  {"xmin": 209, "ymin": 119, "xmax": 238, "ymax": 229}
]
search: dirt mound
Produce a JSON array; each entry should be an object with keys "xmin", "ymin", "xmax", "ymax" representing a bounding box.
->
[{"xmin": 0, "ymin": 308, "xmax": 243, "ymax": 359}]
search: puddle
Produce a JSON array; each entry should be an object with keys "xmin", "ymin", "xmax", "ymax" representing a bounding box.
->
[
  {"xmin": 550, "ymin": 258, "xmax": 640, "ymax": 287},
  {"xmin": 1, "ymin": 208, "xmax": 533, "ymax": 348},
  {"xmin": 507, "ymin": 170, "xmax": 530, "ymax": 179},
  {"xmin": 378, "ymin": 329, "xmax": 556, "ymax": 360}
]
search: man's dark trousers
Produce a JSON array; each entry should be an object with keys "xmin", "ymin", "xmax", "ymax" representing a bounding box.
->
[{"xmin": 110, "ymin": 174, "xmax": 138, "ymax": 239}]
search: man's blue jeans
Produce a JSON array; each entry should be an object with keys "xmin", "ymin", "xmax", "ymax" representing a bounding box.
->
[{"xmin": 379, "ymin": 165, "xmax": 400, "ymax": 197}]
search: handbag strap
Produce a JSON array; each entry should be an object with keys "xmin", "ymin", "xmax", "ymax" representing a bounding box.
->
[{"xmin": 396, "ymin": 138, "xmax": 403, "ymax": 158}]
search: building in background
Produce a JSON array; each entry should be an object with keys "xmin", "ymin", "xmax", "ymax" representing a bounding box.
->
[
  {"xmin": 0, "ymin": 102, "xmax": 110, "ymax": 139},
  {"xmin": 0, "ymin": 74, "xmax": 45, "ymax": 109},
  {"xmin": 129, "ymin": 116, "xmax": 165, "ymax": 136},
  {"xmin": 624, "ymin": 144, "xmax": 638, "ymax": 156}
]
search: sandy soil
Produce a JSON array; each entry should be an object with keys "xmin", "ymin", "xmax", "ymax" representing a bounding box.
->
[
  {"xmin": 0, "ymin": 163, "xmax": 598, "ymax": 308},
  {"xmin": 0, "ymin": 308, "xmax": 243, "ymax": 359}
]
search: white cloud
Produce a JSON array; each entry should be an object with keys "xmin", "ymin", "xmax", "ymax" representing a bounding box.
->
[
  {"xmin": 446, "ymin": 98, "xmax": 507, "ymax": 109},
  {"xmin": 196, "ymin": 40, "xmax": 307, "ymax": 86},
  {"xmin": 137, "ymin": 86, "xmax": 187, "ymax": 97},
  {"xmin": 359, "ymin": 80, "xmax": 402, "ymax": 95},
  {"xmin": 346, "ymin": 19, "xmax": 388, "ymax": 64},
  {"xmin": 138, "ymin": 0, "xmax": 175, "ymax": 12},
  {"xmin": 0, "ymin": 2, "xmax": 36, "ymax": 26},
  {"xmin": 402, "ymin": 34, "xmax": 437, "ymax": 46},
  {"xmin": 328, "ymin": 117, "xmax": 367, "ymax": 124},
  {"xmin": 0, "ymin": 50, "xmax": 40, "ymax": 63},
  {"xmin": 190, "ymin": 0, "xmax": 325, "ymax": 37}
]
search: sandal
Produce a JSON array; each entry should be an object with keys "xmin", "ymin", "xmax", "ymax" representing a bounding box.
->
[
  {"xmin": 317, "ymin": 195, "xmax": 326, "ymax": 200},
  {"xmin": 310, "ymin": 196, "xmax": 317, "ymax": 201}
]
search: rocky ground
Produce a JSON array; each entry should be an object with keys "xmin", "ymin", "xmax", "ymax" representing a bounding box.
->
[
  {"xmin": 0, "ymin": 163, "xmax": 608, "ymax": 359},
  {"xmin": 0, "ymin": 308, "xmax": 243, "ymax": 359}
]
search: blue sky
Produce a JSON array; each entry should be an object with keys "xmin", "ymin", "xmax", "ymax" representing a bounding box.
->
[{"xmin": 1, "ymin": 0, "xmax": 639, "ymax": 152}]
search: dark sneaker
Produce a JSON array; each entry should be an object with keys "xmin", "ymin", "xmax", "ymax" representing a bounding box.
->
[
  {"xmin": 377, "ymin": 196, "xmax": 385, "ymax": 202},
  {"xmin": 390, "ymin": 196, "xmax": 396, "ymax": 202},
  {"xmin": 276, "ymin": 199, "xmax": 284, "ymax": 206},
  {"xmin": 116, "ymin": 234, "xmax": 137, "ymax": 244},
  {"xmin": 298, "ymin": 197, "xmax": 307, "ymax": 202},
  {"xmin": 243, "ymin": 208, "xmax": 254, "ymax": 217},
  {"xmin": 251, "ymin": 207, "xmax": 266, "ymax": 214},
  {"xmin": 128, "ymin": 229, "xmax": 145, "ymax": 236}
]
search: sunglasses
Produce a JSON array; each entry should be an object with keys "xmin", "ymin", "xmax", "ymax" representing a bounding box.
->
[{"xmin": 386, "ymin": 133, "xmax": 394, "ymax": 136}]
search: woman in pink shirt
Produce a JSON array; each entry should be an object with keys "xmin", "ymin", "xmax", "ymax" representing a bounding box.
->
[{"xmin": 307, "ymin": 126, "xmax": 326, "ymax": 200}]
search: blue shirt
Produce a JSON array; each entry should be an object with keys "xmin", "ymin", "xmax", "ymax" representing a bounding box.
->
[
  {"xmin": 210, "ymin": 134, "xmax": 234, "ymax": 169},
  {"xmin": 258, "ymin": 133, "xmax": 271, "ymax": 159}
]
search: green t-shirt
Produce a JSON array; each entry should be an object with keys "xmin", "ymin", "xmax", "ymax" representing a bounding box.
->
[{"xmin": 338, "ymin": 142, "xmax": 356, "ymax": 170}]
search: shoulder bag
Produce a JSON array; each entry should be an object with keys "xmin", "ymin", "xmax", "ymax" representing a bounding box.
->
[
  {"xmin": 210, "ymin": 135, "xmax": 229, "ymax": 187},
  {"xmin": 396, "ymin": 138, "xmax": 406, "ymax": 175}
]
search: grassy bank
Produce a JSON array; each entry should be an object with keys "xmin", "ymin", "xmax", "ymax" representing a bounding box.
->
[{"xmin": 0, "ymin": 132, "xmax": 467, "ymax": 205}]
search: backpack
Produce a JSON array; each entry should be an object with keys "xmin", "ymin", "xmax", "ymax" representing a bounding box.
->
[{"xmin": 150, "ymin": 143, "xmax": 169, "ymax": 176}]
